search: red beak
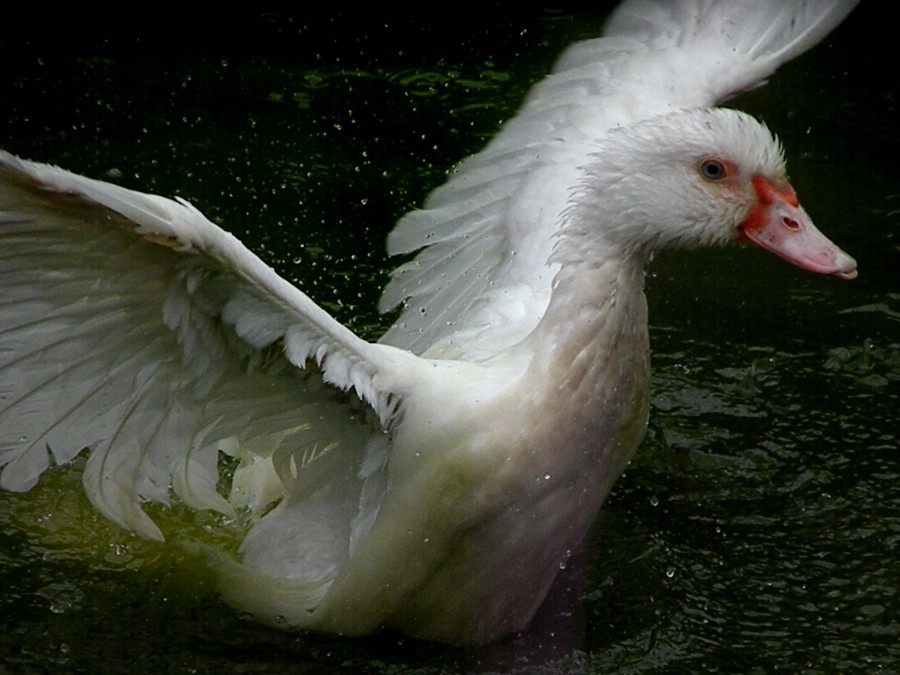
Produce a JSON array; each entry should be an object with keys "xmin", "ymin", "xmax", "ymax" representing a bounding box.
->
[{"xmin": 739, "ymin": 176, "xmax": 857, "ymax": 280}]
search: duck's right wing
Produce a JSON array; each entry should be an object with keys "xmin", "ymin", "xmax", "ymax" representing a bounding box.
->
[
  {"xmin": 0, "ymin": 152, "xmax": 417, "ymax": 541},
  {"xmin": 598, "ymin": 0, "xmax": 860, "ymax": 106},
  {"xmin": 378, "ymin": 0, "xmax": 858, "ymax": 359}
]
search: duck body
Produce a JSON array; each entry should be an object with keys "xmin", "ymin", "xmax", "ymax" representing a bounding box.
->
[
  {"xmin": 0, "ymin": 1, "xmax": 858, "ymax": 645},
  {"xmin": 212, "ymin": 237, "xmax": 650, "ymax": 643},
  {"xmin": 317, "ymin": 254, "xmax": 650, "ymax": 643}
]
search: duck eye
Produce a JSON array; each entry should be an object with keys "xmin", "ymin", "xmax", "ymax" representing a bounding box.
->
[{"xmin": 699, "ymin": 159, "xmax": 727, "ymax": 182}]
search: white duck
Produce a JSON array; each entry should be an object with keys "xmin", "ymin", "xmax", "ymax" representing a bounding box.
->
[{"xmin": 0, "ymin": 1, "xmax": 858, "ymax": 646}]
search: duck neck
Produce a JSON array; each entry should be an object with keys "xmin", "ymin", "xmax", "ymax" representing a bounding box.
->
[
  {"xmin": 525, "ymin": 251, "xmax": 650, "ymax": 395},
  {"xmin": 506, "ymin": 248, "xmax": 652, "ymax": 483}
]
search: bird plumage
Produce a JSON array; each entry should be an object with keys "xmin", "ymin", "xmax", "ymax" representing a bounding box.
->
[{"xmin": 0, "ymin": 0, "xmax": 859, "ymax": 645}]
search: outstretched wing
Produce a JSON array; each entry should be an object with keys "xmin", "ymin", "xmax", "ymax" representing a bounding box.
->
[
  {"xmin": 0, "ymin": 152, "xmax": 414, "ymax": 540},
  {"xmin": 599, "ymin": 0, "xmax": 860, "ymax": 105},
  {"xmin": 379, "ymin": 0, "xmax": 859, "ymax": 359}
]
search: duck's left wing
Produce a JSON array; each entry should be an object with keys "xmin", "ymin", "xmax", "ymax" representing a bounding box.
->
[{"xmin": 0, "ymin": 152, "xmax": 414, "ymax": 540}]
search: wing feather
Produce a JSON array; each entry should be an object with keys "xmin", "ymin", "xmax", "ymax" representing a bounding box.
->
[
  {"xmin": 379, "ymin": 0, "xmax": 859, "ymax": 357},
  {"xmin": 0, "ymin": 151, "xmax": 415, "ymax": 540}
]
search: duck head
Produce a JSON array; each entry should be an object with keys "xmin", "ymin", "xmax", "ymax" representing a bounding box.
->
[{"xmin": 561, "ymin": 107, "xmax": 857, "ymax": 280}]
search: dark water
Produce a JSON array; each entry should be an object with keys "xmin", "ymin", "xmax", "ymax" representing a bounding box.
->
[{"xmin": 1, "ymin": 6, "xmax": 897, "ymax": 673}]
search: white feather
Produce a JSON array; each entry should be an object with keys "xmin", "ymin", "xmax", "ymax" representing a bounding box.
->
[
  {"xmin": 0, "ymin": 153, "xmax": 416, "ymax": 541},
  {"xmin": 379, "ymin": 0, "xmax": 858, "ymax": 359},
  {"xmin": 0, "ymin": 0, "xmax": 859, "ymax": 646}
]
